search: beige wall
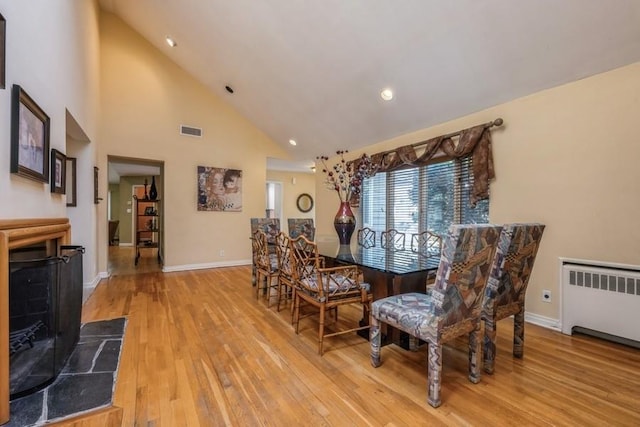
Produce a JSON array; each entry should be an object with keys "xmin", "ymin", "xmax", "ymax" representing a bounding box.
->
[
  {"xmin": 98, "ymin": 12, "xmax": 288, "ymax": 270},
  {"xmin": 266, "ymin": 170, "xmax": 316, "ymax": 234},
  {"xmin": 0, "ymin": 1, "xmax": 101, "ymax": 284},
  {"xmin": 315, "ymin": 62, "xmax": 640, "ymax": 323}
]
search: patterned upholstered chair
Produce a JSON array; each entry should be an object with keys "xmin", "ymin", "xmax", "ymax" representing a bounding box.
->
[
  {"xmin": 357, "ymin": 227, "xmax": 376, "ymax": 248},
  {"xmin": 250, "ymin": 218, "xmax": 281, "ymax": 245},
  {"xmin": 370, "ymin": 224, "xmax": 503, "ymax": 407},
  {"xmin": 290, "ymin": 235, "xmax": 373, "ymax": 355},
  {"xmin": 250, "ymin": 218, "xmax": 280, "ymax": 284},
  {"xmin": 251, "ymin": 229, "xmax": 280, "ymax": 308},
  {"xmin": 481, "ymin": 223, "xmax": 545, "ymax": 374},
  {"xmin": 380, "ymin": 229, "xmax": 406, "ymax": 251},
  {"xmin": 287, "ymin": 218, "xmax": 315, "ymax": 241}
]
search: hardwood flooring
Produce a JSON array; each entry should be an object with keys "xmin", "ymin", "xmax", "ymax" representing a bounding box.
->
[{"xmin": 55, "ymin": 247, "xmax": 640, "ymax": 426}]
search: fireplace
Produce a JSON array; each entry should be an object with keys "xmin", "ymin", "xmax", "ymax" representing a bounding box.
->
[
  {"xmin": 0, "ymin": 218, "xmax": 72, "ymax": 424},
  {"xmin": 9, "ymin": 245, "xmax": 84, "ymax": 398}
]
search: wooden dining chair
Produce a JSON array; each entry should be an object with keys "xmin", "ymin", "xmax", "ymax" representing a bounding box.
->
[
  {"xmin": 380, "ymin": 229, "xmax": 406, "ymax": 251},
  {"xmin": 357, "ymin": 227, "xmax": 376, "ymax": 248},
  {"xmin": 412, "ymin": 231, "xmax": 443, "ymax": 285},
  {"xmin": 370, "ymin": 224, "xmax": 503, "ymax": 407},
  {"xmin": 251, "ymin": 229, "xmax": 279, "ymax": 307},
  {"xmin": 481, "ymin": 223, "xmax": 545, "ymax": 374},
  {"xmin": 274, "ymin": 232, "xmax": 295, "ymax": 316},
  {"xmin": 410, "ymin": 231, "xmax": 442, "ymax": 258},
  {"xmin": 290, "ymin": 235, "xmax": 373, "ymax": 355}
]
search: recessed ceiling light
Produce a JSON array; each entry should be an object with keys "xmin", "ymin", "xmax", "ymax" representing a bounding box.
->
[
  {"xmin": 165, "ymin": 36, "xmax": 177, "ymax": 47},
  {"xmin": 380, "ymin": 88, "xmax": 393, "ymax": 101},
  {"xmin": 289, "ymin": 139, "xmax": 297, "ymax": 146}
]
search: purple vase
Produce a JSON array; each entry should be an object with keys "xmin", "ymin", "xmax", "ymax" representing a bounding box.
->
[{"xmin": 334, "ymin": 201, "xmax": 356, "ymax": 245}]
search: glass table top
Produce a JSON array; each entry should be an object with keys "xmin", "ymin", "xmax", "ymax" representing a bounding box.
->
[{"xmin": 316, "ymin": 242, "xmax": 440, "ymax": 275}]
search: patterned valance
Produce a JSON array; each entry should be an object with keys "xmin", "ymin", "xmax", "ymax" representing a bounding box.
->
[{"xmin": 353, "ymin": 119, "xmax": 501, "ymax": 206}]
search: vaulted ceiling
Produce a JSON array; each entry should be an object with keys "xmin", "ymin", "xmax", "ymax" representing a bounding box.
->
[{"xmin": 99, "ymin": 0, "xmax": 640, "ymax": 170}]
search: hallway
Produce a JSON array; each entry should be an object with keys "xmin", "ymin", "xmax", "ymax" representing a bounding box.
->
[{"xmin": 108, "ymin": 245, "xmax": 161, "ymax": 276}]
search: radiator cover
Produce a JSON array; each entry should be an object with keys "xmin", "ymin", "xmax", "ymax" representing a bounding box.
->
[{"xmin": 561, "ymin": 259, "xmax": 640, "ymax": 344}]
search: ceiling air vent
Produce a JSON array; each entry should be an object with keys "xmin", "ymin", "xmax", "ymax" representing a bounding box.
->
[{"xmin": 180, "ymin": 125, "xmax": 203, "ymax": 138}]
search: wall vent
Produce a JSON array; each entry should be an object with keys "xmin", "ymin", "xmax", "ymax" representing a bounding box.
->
[
  {"xmin": 180, "ymin": 125, "xmax": 203, "ymax": 138},
  {"xmin": 561, "ymin": 260, "xmax": 640, "ymax": 345}
]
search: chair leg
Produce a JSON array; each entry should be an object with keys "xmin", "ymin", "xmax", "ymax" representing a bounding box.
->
[
  {"xmin": 265, "ymin": 276, "xmax": 272, "ymax": 307},
  {"xmin": 318, "ymin": 305, "xmax": 326, "ymax": 355},
  {"xmin": 276, "ymin": 280, "xmax": 283, "ymax": 311},
  {"xmin": 370, "ymin": 316, "xmax": 381, "ymax": 368},
  {"xmin": 427, "ymin": 343, "xmax": 443, "ymax": 408},
  {"xmin": 483, "ymin": 317, "xmax": 497, "ymax": 374},
  {"xmin": 290, "ymin": 288, "xmax": 296, "ymax": 324},
  {"xmin": 255, "ymin": 272, "xmax": 263, "ymax": 300},
  {"xmin": 293, "ymin": 294, "xmax": 301, "ymax": 334},
  {"xmin": 468, "ymin": 322, "xmax": 482, "ymax": 384},
  {"xmin": 513, "ymin": 310, "xmax": 525, "ymax": 358}
]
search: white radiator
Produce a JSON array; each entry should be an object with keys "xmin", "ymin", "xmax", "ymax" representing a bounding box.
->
[{"xmin": 561, "ymin": 260, "xmax": 640, "ymax": 343}]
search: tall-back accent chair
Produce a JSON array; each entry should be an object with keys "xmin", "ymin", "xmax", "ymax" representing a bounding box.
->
[
  {"xmin": 250, "ymin": 218, "xmax": 280, "ymax": 245},
  {"xmin": 251, "ymin": 229, "xmax": 280, "ymax": 307},
  {"xmin": 481, "ymin": 223, "xmax": 545, "ymax": 374},
  {"xmin": 287, "ymin": 218, "xmax": 315, "ymax": 241},
  {"xmin": 290, "ymin": 235, "xmax": 373, "ymax": 355},
  {"xmin": 370, "ymin": 224, "xmax": 502, "ymax": 407},
  {"xmin": 380, "ymin": 229, "xmax": 406, "ymax": 251},
  {"xmin": 357, "ymin": 227, "xmax": 376, "ymax": 248}
]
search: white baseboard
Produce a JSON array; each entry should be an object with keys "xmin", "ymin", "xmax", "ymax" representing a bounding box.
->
[
  {"xmin": 162, "ymin": 259, "xmax": 252, "ymax": 273},
  {"xmin": 118, "ymin": 243, "xmax": 133, "ymax": 247},
  {"xmin": 525, "ymin": 312, "xmax": 561, "ymax": 332},
  {"xmin": 82, "ymin": 273, "xmax": 105, "ymax": 303}
]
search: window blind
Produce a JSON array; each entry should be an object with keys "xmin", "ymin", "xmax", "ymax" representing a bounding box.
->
[{"xmin": 360, "ymin": 156, "xmax": 489, "ymax": 238}]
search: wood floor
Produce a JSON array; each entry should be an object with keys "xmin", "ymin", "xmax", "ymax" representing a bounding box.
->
[{"xmin": 55, "ymin": 247, "xmax": 640, "ymax": 426}]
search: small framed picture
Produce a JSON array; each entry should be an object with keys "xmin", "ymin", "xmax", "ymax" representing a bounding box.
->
[
  {"xmin": 94, "ymin": 166, "xmax": 101, "ymax": 204},
  {"xmin": 0, "ymin": 13, "xmax": 5, "ymax": 89},
  {"xmin": 50, "ymin": 149, "xmax": 66, "ymax": 194},
  {"xmin": 144, "ymin": 206, "xmax": 155, "ymax": 215},
  {"xmin": 10, "ymin": 85, "xmax": 51, "ymax": 183},
  {"xmin": 66, "ymin": 157, "xmax": 77, "ymax": 206}
]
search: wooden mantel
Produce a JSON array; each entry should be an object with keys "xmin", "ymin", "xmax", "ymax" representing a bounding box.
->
[{"xmin": 0, "ymin": 218, "xmax": 71, "ymax": 425}]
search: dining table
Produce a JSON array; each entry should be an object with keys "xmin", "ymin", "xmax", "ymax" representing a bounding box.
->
[{"xmin": 316, "ymin": 241, "xmax": 440, "ymax": 348}]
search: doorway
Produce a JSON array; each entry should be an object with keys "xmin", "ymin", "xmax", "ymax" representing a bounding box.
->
[
  {"xmin": 107, "ymin": 156, "xmax": 163, "ymax": 275},
  {"xmin": 266, "ymin": 181, "xmax": 283, "ymax": 225}
]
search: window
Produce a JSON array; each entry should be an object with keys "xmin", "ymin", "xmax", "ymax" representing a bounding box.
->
[{"xmin": 360, "ymin": 156, "xmax": 489, "ymax": 238}]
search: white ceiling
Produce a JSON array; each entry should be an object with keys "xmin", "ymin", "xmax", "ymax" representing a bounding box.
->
[
  {"xmin": 108, "ymin": 161, "xmax": 161, "ymax": 184},
  {"xmin": 99, "ymin": 0, "xmax": 640, "ymax": 168}
]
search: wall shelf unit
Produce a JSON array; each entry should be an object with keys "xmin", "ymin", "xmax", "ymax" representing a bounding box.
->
[{"xmin": 133, "ymin": 196, "xmax": 162, "ymax": 266}]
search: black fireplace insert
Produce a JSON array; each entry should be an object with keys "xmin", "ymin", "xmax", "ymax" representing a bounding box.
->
[{"xmin": 9, "ymin": 245, "xmax": 84, "ymax": 399}]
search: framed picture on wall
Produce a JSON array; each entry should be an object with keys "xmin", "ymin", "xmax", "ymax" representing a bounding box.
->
[
  {"xmin": 94, "ymin": 166, "xmax": 100, "ymax": 204},
  {"xmin": 10, "ymin": 85, "xmax": 51, "ymax": 183},
  {"xmin": 50, "ymin": 149, "xmax": 66, "ymax": 194},
  {"xmin": 197, "ymin": 166, "xmax": 243, "ymax": 212},
  {"xmin": 0, "ymin": 13, "xmax": 5, "ymax": 89},
  {"xmin": 66, "ymin": 157, "xmax": 77, "ymax": 206}
]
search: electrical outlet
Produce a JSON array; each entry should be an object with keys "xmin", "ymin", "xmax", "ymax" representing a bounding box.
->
[
  {"xmin": 219, "ymin": 250, "xmax": 225, "ymax": 257},
  {"xmin": 542, "ymin": 289, "xmax": 551, "ymax": 303}
]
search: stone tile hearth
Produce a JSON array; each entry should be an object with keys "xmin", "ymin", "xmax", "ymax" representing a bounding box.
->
[{"xmin": 7, "ymin": 318, "xmax": 126, "ymax": 427}]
